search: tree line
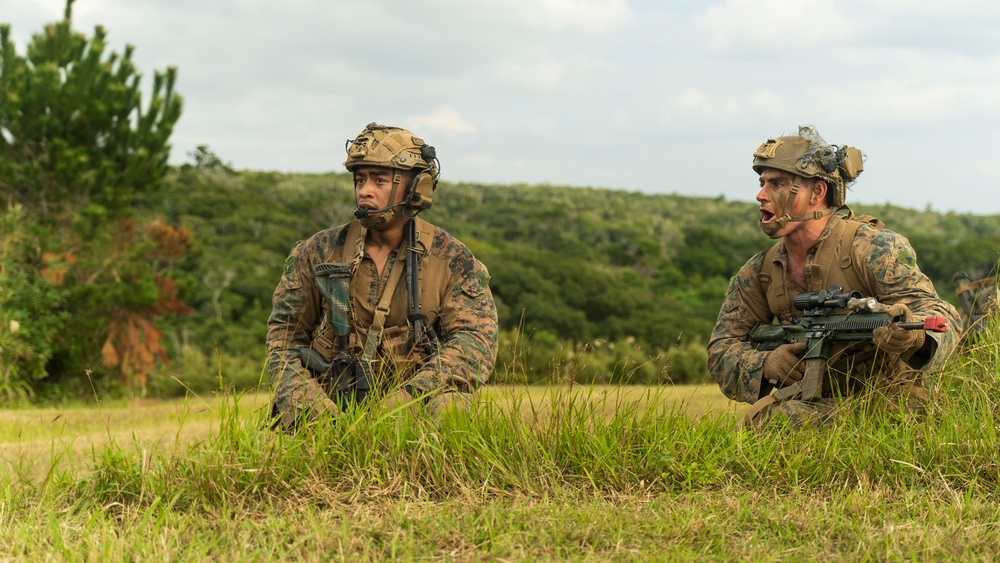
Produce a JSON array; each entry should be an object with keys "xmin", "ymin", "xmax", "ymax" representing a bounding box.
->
[
  {"xmin": 2, "ymin": 5, "xmax": 998, "ymax": 401},
  {"xmin": 136, "ymin": 163, "xmax": 1000, "ymax": 393}
]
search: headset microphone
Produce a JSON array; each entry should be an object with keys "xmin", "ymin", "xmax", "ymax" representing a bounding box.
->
[{"xmin": 353, "ymin": 198, "xmax": 412, "ymax": 220}]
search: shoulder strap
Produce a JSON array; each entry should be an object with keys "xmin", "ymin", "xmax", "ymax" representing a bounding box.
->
[
  {"xmin": 323, "ymin": 219, "xmax": 368, "ymax": 270},
  {"xmin": 757, "ymin": 242, "xmax": 782, "ymax": 297},
  {"xmin": 834, "ymin": 213, "xmax": 882, "ymax": 293},
  {"xmin": 360, "ymin": 241, "xmax": 407, "ymax": 365},
  {"xmin": 347, "ymin": 219, "xmax": 367, "ymax": 274}
]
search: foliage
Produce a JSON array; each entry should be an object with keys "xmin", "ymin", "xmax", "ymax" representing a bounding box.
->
[
  {"xmin": 147, "ymin": 344, "xmax": 266, "ymax": 397},
  {"xmin": 139, "ymin": 165, "xmax": 1000, "ymax": 391},
  {"xmin": 4, "ymin": 3, "xmax": 1000, "ymax": 397},
  {"xmin": 0, "ymin": 4, "xmax": 181, "ymax": 226},
  {"xmin": 0, "ymin": 204, "xmax": 67, "ymax": 402},
  {"xmin": 0, "ymin": 2, "xmax": 190, "ymax": 397}
]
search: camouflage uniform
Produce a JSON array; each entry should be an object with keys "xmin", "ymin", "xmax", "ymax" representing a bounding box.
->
[
  {"xmin": 953, "ymin": 271, "xmax": 998, "ymax": 337},
  {"xmin": 267, "ymin": 216, "xmax": 498, "ymax": 427},
  {"xmin": 708, "ymin": 212, "xmax": 963, "ymax": 427}
]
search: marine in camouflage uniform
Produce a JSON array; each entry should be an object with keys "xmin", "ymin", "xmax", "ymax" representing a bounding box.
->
[
  {"xmin": 267, "ymin": 123, "xmax": 499, "ymax": 429},
  {"xmin": 707, "ymin": 126, "xmax": 962, "ymax": 428}
]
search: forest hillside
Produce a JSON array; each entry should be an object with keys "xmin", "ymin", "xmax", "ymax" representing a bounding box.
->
[{"xmin": 134, "ymin": 163, "xmax": 1000, "ymax": 393}]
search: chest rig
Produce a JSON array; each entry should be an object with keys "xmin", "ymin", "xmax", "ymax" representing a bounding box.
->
[
  {"xmin": 758, "ymin": 211, "xmax": 883, "ymax": 322},
  {"xmin": 754, "ymin": 211, "xmax": 890, "ymax": 402},
  {"xmin": 306, "ymin": 217, "xmax": 441, "ymax": 397}
]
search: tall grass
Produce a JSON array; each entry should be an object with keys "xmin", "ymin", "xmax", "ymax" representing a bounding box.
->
[{"xmin": 1, "ymin": 316, "xmax": 999, "ymax": 558}]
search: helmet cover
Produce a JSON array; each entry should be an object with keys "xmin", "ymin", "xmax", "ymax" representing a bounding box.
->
[
  {"xmin": 344, "ymin": 122, "xmax": 438, "ymax": 177},
  {"xmin": 752, "ymin": 125, "xmax": 863, "ymax": 207}
]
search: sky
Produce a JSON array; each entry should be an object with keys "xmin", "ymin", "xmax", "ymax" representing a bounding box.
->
[{"xmin": 6, "ymin": 0, "xmax": 1000, "ymax": 215}]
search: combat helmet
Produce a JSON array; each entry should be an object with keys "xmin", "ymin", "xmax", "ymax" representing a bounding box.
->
[
  {"xmin": 752, "ymin": 126, "xmax": 864, "ymax": 236},
  {"xmin": 752, "ymin": 125, "xmax": 863, "ymax": 207},
  {"xmin": 344, "ymin": 123, "xmax": 439, "ymax": 176},
  {"xmin": 344, "ymin": 123, "xmax": 440, "ymax": 226}
]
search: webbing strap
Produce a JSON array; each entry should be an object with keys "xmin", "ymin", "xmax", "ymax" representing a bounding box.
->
[
  {"xmin": 347, "ymin": 220, "xmax": 367, "ymax": 275},
  {"xmin": 742, "ymin": 382, "xmax": 803, "ymax": 428},
  {"xmin": 758, "ymin": 214, "xmax": 867, "ymax": 303},
  {"xmin": 361, "ymin": 244, "xmax": 407, "ymax": 364},
  {"xmin": 955, "ymin": 276, "xmax": 997, "ymax": 296}
]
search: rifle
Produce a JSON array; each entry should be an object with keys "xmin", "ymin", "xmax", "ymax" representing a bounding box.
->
[
  {"xmin": 749, "ymin": 285, "xmax": 948, "ymax": 402},
  {"xmin": 298, "ymin": 346, "xmax": 373, "ymax": 404}
]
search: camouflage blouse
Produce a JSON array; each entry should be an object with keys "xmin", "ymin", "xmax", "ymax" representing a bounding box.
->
[
  {"xmin": 266, "ymin": 218, "xmax": 499, "ymax": 420},
  {"xmin": 707, "ymin": 214, "xmax": 963, "ymax": 404}
]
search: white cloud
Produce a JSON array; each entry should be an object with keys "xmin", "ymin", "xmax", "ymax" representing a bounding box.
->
[
  {"xmin": 490, "ymin": 59, "xmax": 569, "ymax": 92},
  {"xmin": 406, "ymin": 106, "xmax": 477, "ymax": 136},
  {"xmin": 657, "ymin": 88, "xmax": 746, "ymax": 129},
  {"xmin": 512, "ymin": 0, "xmax": 634, "ymax": 32},
  {"xmin": 804, "ymin": 81, "xmax": 1000, "ymax": 128},
  {"xmin": 6, "ymin": 0, "xmax": 1000, "ymax": 213},
  {"xmin": 462, "ymin": 154, "xmax": 496, "ymax": 168},
  {"xmin": 696, "ymin": 0, "xmax": 849, "ymax": 53}
]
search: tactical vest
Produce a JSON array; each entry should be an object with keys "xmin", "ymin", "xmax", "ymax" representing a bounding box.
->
[
  {"xmin": 310, "ymin": 217, "xmax": 446, "ymax": 377},
  {"xmin": 756, "ymin": 211, "xmax": 892, "ymax": 396},
  {"xmin": 758, "ymin": 212, "xmax": 884, "ymax": 321}
]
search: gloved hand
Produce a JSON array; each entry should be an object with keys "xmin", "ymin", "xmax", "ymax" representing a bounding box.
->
[
  {"xmin": 761, "ymin": 341, "xmax": 808, "ymax": 385},
  {"xmin": 277, "ymin": 394, "xmax": 339, "ymax": 432},
  {"xmin": 313, "ymin": 395, "xmax": 341, "ymax": 416},
  {"xmin": 384, "ymin": 386, "xmax": 420, "ymax": 415},
  {"xmin": 873, "ymin": 302, "xmax": 926, "ymax": 356}
]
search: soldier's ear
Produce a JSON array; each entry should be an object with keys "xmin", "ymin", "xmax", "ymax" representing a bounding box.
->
[{"xmin": 810, "ymin": 180, "xmax": 828, "ymax": 204}]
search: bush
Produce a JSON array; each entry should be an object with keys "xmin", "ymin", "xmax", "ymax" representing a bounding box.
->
[
  {"xmin": 0, "ymin": 205, "xmax": 68, "ymax": 402},
  {"xmin": 148, "ymin": 345, "xmax": 267, "ymax": 398}
]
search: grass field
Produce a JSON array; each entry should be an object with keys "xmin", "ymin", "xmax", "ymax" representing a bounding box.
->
[
  {"xmin": 1, "ymin": 362, "xmax": 998, "ymax": 560},
  {"xmin": 0, "ymin": 385, "xmax": 740, "ymax": 477}
]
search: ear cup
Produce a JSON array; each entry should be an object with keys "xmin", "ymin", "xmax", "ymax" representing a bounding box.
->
[{"xmin": 407, "ymin": 171, "xmax": 436, "ymax": 211}]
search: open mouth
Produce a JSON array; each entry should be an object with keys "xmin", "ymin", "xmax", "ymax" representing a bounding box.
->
[{"xmin": 760, "ymin": 209, "xmax": 776, "ymax": 223}]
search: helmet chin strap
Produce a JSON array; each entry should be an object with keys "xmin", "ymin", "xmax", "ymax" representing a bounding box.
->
[{"xmin": 760, "ymin": 177, "xmax": 834, "ymax": 236}]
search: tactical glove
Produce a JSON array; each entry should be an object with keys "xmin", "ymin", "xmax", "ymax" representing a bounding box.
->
[
  {"xmin": 761, "ymin": 341, "xmax": 808, "ymax": 385},
  {"xmin": 277, "ymin": 394, "xmax": 340, "ymax": 431},
  {"xmin": 873, "ymin": 302, "xmax": 926, "ymax": 357},
  {"xmin": 304, "ymin": 395, "xmax": 340, "ymax": 421},
  {"xmin": 384, "ymin": 386, "xmax": 420, "ymax": 415}
]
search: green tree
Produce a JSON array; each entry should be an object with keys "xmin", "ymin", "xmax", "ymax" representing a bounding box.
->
[
  {"xmin": 0, "ymin": 1, "xmax": 187, "ymax": 398},
  {"xmin": 0, "ymin": 204, "xmax": 68, "ymax": 401}
]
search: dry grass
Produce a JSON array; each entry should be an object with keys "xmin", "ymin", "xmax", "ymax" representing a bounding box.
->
[
  {"xmin": 0, "ymin": 393, "xmax": 269, "ymax": 477},
  {"xmin": 482, "ymin": 383, "xmax": 748, "ymax": 420},
  {"xmin": 0, "ymin": 385, "xmax": 739, "ymax": 478}
]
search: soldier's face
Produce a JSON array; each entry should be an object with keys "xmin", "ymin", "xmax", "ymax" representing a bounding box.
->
[
  {"xmin": 756, "ymin": 169, "xmax": 810, "ymax": 236},
  {"xmin": 354, "ymin": 166, "xmax": 409, "ymax": 210},
  {"xmin": 758, "ymin": 170, "xmax": 794, "ymax": 213}
]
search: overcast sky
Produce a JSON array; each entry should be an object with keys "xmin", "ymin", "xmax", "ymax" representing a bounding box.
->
[{"xmin": 7, "ymin": 0, "xmax": 1000, "ymax": 214}]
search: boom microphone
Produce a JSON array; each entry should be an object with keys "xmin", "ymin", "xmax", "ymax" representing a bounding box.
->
[
  {"xmin": 353, "ymin": 200, "xmax": 408, "ymax": 219},
  {"xmin": 353, "ymin": 195, "xmax": 417, "ymax": 219}
]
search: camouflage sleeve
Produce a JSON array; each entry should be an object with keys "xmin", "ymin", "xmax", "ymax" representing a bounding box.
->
[
  {"xmin": 410, "ymin": 247, "xmax": 499, "ymax": 395},
  {"xmin": 706, "ymin": 250, "xmax": 775, "ymax": 404},
  {"xmin": 266, "ymin": 238, "xmax": 337, "ymax": 423},
  {"xmin": 858, "ymin": 227, "xmax": 964, "ymax": 371}
]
